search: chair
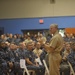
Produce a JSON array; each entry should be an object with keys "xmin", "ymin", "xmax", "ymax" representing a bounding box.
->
[
  {"xmin": 23, "ymin": 69, "xmax": 35, "ymax": 75},
  {"xmin": 20, "ymin": 59, "xmax": 35, "ymax": 75},
  {"xmin": 43, "ymin": 60, "xmax": 49, "ymax": 75},
  {"xmin": 67, "ymin": 61, "xmax": 75, "ymax": 75},
  {"xmin": 36, "ymin": 57, "xmax": 49, "ymax": 75}
]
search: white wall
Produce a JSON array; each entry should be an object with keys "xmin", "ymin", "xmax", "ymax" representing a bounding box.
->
[{"xmin": 0, "ymin": 0, "xmax": 75, "ymax": 19}]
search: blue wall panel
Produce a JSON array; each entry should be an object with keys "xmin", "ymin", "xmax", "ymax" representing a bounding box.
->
[{"xmin": 0, "ymin": 16, "xmax": 75, "ymax": 34}]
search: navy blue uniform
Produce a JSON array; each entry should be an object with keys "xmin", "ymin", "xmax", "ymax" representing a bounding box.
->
[
  {"xmin": 16, "ymin": 49, "xmax": 26, "ymax": 59},
  {"xmin": 0, "ymin": 47, "xmax": 9, "ymax": 75},
  {"xmin": 8, "ymin": 49, "xmax": 23, "ymax": 75},
  {"xmin": 25, "ymin": 50, "xmax": 45, "ymax": 75},
  {"xmin": 67, "ymin": 50, "xmax": 75, "ymax": 71}
]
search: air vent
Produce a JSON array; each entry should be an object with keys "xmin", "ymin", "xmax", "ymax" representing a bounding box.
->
[{"xmin": 50, "ymin": 0, "xmax": 55, "ymax": 4}]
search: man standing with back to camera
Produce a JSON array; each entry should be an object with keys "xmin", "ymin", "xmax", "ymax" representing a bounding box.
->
[{"xmin": 40, "ymin": 24, "xmax": 64, "ymax": 75}]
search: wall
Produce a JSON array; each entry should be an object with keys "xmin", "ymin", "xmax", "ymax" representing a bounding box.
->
[
  {"xmin": 0, "ymin": 0, "xmax": 75, "ymax": 19},
  {"xmin": 0, "ymin": 16, "xmax": 75, "ymax": 34},
  {"xmin": 0, "ymin": 0, "xmax": 75, "ymax": 34},
  {"xmin": 65, "ymin": 28, "xmax": 75, "ymax": 34}
]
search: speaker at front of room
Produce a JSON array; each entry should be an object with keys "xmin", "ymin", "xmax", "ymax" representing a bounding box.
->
[{"xmin": 50, "ymin": 0, "xmax": 55, "ymax": 4}]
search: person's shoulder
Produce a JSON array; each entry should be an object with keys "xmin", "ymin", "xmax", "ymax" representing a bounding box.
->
[
  {"xmin": 51, "ymin": 35, "xmax": 58, "ymax": 40},
  {"xmin": 33, "ymin": 48, "xmax": 36, "ymax": 51},
  {"xmin": 24, "ymin": 49, "xmax": 28, "ymax": 53},
  {"xmin": 68, "ymin": 51, "xmax": 74, "ymax": 56},
  {"xmin": 24, "ymin": 50, "xmax": 30, "ymax": 56},
  {"xmin": 39, "ymin": 49, "xmax": 43, "ymax": 52},
  {"xmin": 25, "ymin": 50, "xmax": 30, "ymax": 54}
]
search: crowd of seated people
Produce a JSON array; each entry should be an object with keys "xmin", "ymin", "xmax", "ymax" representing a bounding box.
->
[
  {"xmin": 0, "ymin": 32, "xmax": 75, "ymax": 75},
  {"xmin": 63, "ymin": 33, "xmax": 75, "ymax": 43}
]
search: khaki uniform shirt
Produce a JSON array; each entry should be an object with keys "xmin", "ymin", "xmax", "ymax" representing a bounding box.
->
[
  {"xmin": 33, "ymin": 48, "xmax": 43, "ymax": 57},
  {"xmin": 63, "ymin": 49, "xmax": 71, "ymax": 59},
  {"xmin": 24, "ymin": 39, "xmax": 33, "ymax": 44},
  {"xmin": 49, "ymin": 31, "xmax": 64, "ymax": 75}
]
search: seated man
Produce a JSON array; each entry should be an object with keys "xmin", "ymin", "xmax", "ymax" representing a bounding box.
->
[
  {"xmin": 67, "ymin": 42, "xmax": 75, "ymax": 72},
  {"xmin": 60, "ymin": 42, "xmax": 71, "ymax": 75},
  {"xmin": 33, "ymin": 42, "xmax": 43, "ymax": 57},
  {"xmin": 25, "ymin": 41, "xmax": 45, "ymax": 75},
  {"xmin": 7, "ymin": 43, "xmax": 23, "ymax": 75},
  {"xmin": 0, "ymin": 42, "xmax": 9, "ymax": 75}
]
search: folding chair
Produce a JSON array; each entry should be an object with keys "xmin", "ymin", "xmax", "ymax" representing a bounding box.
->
[
  {"xmin": 35, "ymin": 57, "xmax": 49, "ymax": 75},
  {"xmin": 67, "ymin": 61, "xmax": 75, "ymax": 75},
  {"xmin": 35, "ymin": 57, "xmax": 42, "ymax": 65},
  {"xmin": 20, "ymin": 59, "xmax": 35, "ymax": 75},
  {"xmin": 23, "ymin": 69, "xmax": 35, "ymax": 75},
  {"xmin": 43, "ymin": 60, "xmax": 49, "ymax": 75}
]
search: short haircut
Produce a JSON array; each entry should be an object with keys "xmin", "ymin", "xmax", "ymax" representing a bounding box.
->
[
  {"xmin": 26, "ymin": 41, "xmax": 33, "ymax": 46},
  {"xmin": 50, "ymin": 24, "xmax": 58, "ymax": 29}
]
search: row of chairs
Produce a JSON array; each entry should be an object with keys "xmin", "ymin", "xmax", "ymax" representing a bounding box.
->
[
  {"xmin": 20, "ymin": 58, "xmax": 49, "ymax": 75},
  {"xmin": 20, "ymin": 58, "xmax": 75, "ymax": 75}
]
